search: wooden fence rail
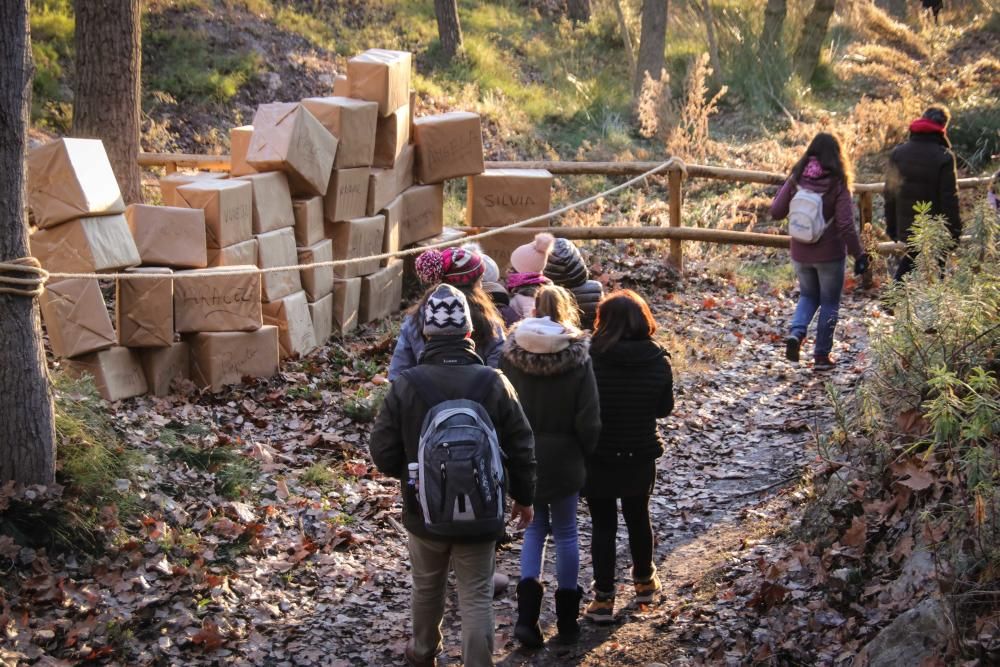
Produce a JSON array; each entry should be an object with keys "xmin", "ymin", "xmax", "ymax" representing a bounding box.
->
[{"xmin": 138, "ymin": 152, "xmax": 993, "ymax": 270}]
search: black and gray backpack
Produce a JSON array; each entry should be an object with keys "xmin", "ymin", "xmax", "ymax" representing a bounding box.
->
[{"xmin": 404, "ymin": 366, "xmax": 506, "ymax": 538}]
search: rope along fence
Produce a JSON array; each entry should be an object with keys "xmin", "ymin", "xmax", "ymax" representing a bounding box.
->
[
  {"xmin": 21, "ymin": 157, "xmax": 689, "ymax": 286},
  {"xmin": 0, "ymin": 257, "xmax": 48, "ymax": 298}
]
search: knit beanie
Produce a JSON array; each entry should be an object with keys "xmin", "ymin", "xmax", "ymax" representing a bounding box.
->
[
  {"xmin": 513, "ymin": 316, "xmax": 577, "ymax": 354},
  {"xmin": 510, "ymin": 232, "xmax": 555, "ymax": 274},
  {"xmin": 415, "ymin": 246, "xmax": 484, "ymax": 286},
  {"xmin": 463, "ymin": 243, "xmax": 500, "ymax": 283},
  {"xmin": 423, "ymin": 284, "xmax": 473, "ymax": 337}
]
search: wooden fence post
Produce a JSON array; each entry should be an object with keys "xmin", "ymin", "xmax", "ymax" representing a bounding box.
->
[
  {"xmin": 165, "ymin": 161, "xmax": 177, "ymax": 174},
  {"xmin": 858, "ymin": 191, "xmax": 874, "ymax": 289},
  {"xmin": 668, "ymin": 168, "xmax": 683, "ymax": 273}
]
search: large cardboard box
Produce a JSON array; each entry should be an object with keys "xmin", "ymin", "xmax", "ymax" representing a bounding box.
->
[
  {"xmin": 324, "ymin": 167, "xmax": 370, "ymax": 222},
  {"xmin": 207, "ymin": 238, "xmax": 258, "ymax": 267},
  {"xmin": 373, "ymin": 104, "xmax": 410, "ymax": 168},
  {"xmin": 39, "ymin": 278, "xmax": 116, "ymax": 358},
  {"xmin": 380, "ymin": 193, "xmax": 404, "ymax": 265},
  {"xmin": 159, "ymin": 172, "xmax": 228, "ymax": 207},
  {"xmin": 125, "ymin": 204, "xmax": 208, "ymax": 269},
  {"xmin": 292, "ymin": 196, "xmax": 324, "ymax": 247},
  {"xmin": 262, "ymin": 291, "xmax": 317, "ymax": 359},
  {"xmin": 326, "ymin": 215, "xmax": 384, "ymax": 279},
  {"xmin": 413, "ymin": 112, "xmax": 485, "ymax": 184},
  {"xmin": 188, "ymin": 326, "xmax": 280, "ymax": 391},
  {"xmin": 332, "ymin": 277, "xmax": 361, "ymax": 335},
  {"xmin": 404, "ymin": 228, "xmax": 467, "ymax": 280},
  {"xmin": 297, "ymin": 239, "xmax": 334, "ymax": 302},
  {"xmin": 139, "ymin": 342, "xmax": 190, "ymax": 397},
  {"xmin": 117, "ymin": 268, "xmax": 174, "ymax": 348},
  {"xmin": 175, "ymin": 179, "xmax": 253, "ymax": 249},
  {"xmin": 301, "ymin": 96, "xmax": 378, "ymax": 169},
  {"xmin": 367, "ymin": 144, "xmax": 414, "ymax": 215},
  {"xmin": 399, "ymin": 184, "xmax": 444, "ymax": 247},
  {"xmin": 68, "ymin": 347, "xmax": 148, "ymax": 402},
  {"xmin": 309, "ymin": 293, "xmax": 333, "ymax": 344},
  {"xmin": 333, "ymin": 74, "xmax": 350, "ymax": 97},
  {"xmin": 466, "ymin": 169, "xmax": 552, "ymax": 227},
  {"xmin": 256, "ymin": 228, "xmax": 301, "ymax": 302},
  {"xmin": 235, "ymin": 171, "xmax": 295, "ymax": 234},
  {"xmin": 230, "ymin": 125, "xmax": 257, "ymax": 177},
  {"xmin": 246, "ymin": 103, "xmax": 338, "ymax": 196},
  {"xmin": 30, "ymin": 213, "xmax": 141, "ymax": 273},
  {"xmin": 347, "ymin": 49, "xmax": 411, "ymax": 116},
  {"xmin": 28, "ymin": 138, "xmax": 125, "ymax": 228},
  {"xmin": 360, "ymin": 260, "xmax": 403, "ymax": 323},
  {"xmin": 174, "ymin": 266, "xmax": 262, "ymax": 332}
]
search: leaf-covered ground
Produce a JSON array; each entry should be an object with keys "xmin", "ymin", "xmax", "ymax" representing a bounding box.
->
[{"xmin": 0, "ymin": 252, "xmax": 885, "ymax": 666}]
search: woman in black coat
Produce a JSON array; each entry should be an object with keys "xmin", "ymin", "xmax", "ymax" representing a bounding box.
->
[
  {"xmin": 501, "ymin": 285, "xmax": 600, "ymax": 646},
  {"xmin": 582, "ymin": 289, "xmax": 673, "ymax": 624}
]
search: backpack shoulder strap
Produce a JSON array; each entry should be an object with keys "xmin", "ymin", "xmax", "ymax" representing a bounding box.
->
[{"xmin": 402, "ymin": 366, "xmax": 448, "ymax": 409}]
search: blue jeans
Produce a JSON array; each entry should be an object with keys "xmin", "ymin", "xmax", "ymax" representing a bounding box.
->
[
  {"xmin": 790, "ymin": 259, "xmax": 845, "ymax": 358},
  {"xmin": 519, "ymin": 493, "xmax": 580, "ymax": 591}
]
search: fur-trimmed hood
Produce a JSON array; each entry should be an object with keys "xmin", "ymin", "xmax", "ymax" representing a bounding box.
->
[{"xmin": 502, "ymin": 322, "xmax": 590, "ymax": 376}]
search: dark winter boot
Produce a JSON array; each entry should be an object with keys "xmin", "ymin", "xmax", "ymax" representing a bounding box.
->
[
  {"xmin": 554, "ymin": 587, "xmax": 583, "ymax": 644},
  {"xmin": 514, "ymin": 578, "xmax": 545, "ymax": 649}
]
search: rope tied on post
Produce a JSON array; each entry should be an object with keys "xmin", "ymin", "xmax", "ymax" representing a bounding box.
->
[{"xmin": 0, "ymin": 257, "xmax": 49, "ymax": 298}]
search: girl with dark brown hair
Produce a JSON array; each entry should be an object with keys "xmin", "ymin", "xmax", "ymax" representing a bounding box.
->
[{"xmin": 582, "ymin": 289, "xmax": 673, "ymax": 624}]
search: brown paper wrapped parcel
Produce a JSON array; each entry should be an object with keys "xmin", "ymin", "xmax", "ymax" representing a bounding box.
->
[
  {"xmin": 188, "ymin": 326, "xmax": 280, "ymax": 391},
  {"xmin": 262, "ymin": 291, "xmax": 318, "ymax": 360},
  {"xmin": 28, "ymin": 138, "xmax": 125, "ymax": 228},
  {"xmin": 175, "ymin": 179, "xmax": 253, "ymax": 249},
  {"xmin": 324, "ymin": 167, "xmax": 371, "ymax": 222},
  {"xmin": 117, "ymin": 268, "xmax": 174, "ymax": 348},
  {"xmin": 140, "ymin": 342, "xmax": 190, "ymax": 397},
  {"xmin": 309, "ymin": 293, "xmax": 333, "ymax": 344},
  {"xmin": 373, "ymin": 104, "xmax": 410, "ymax": 168},
  {"xmin": 301, "ymin": 96, "xmax": 378, "ymax": 169},
  {"xmin": 30, "ymin": 213, "xmax": 141, "ymax": 273},
  {"xmin": 325, "ymin": 214, "xmax": 384, "ymax": 279},
  {"xmin": 347, "ymin": 49, "xmax": 411, "ymax": 117},
  {"xmin": 69, "ymin": 347, "xmax": 148, "ymax": 402},
  {"xmin": 39, "ymin": 278, "xmax": 116, "ymax": 358},
  {"xmin": 230, "ymin": 125, "xmax": 257, "ymax": 177},
  {"xmin": 413, "ymin": 112, "xmax": 485, "ymax": 184},
  {"xmin": 398, "ymin": 184, "xmax": 444, "ymax": 247},
  {"xmin": 332, "ymin": 277, "xmax": 361, "ymax": 335},
  {"xmin": 367, "ymin": 144, "xmax": 414, "ymax": 215},
  {"xmin": 292, "ymin": 196, "xmax": 325, "ymax": 247},
  {"xmin": 174, "ymin": 265, "xmax": 262, "ymax": 332},
  {"xmin": 297, "ymin": 239, "xmax": 334, "ymax": 302},
  {"xmin": 466, "ymin": 169, "xmax": 553, "ymax": 227},
  {"xmin": 159, "ymin": 171, "xmax": 227, "ymax": 207},
  {"xmin": 256, "ymin": 228, "xmax": 302, "ymax": 302},
  {"xmin": 207, "ymin": 239, "xmax": 258, "ymax": 268},
  {"xmin": 246, "ymin": 103, "xmax": 338, "ymax": 196},
  {"xmin": 360, "ymin": 260, "xmax": 403, "ymax": 324},
  {"xmin": 235, "ymin": 171, "xmax": 295, "ymax": 234},
  {"xmin": 126, "ymin": 204, "xmax": 208, "ymax": 269}
]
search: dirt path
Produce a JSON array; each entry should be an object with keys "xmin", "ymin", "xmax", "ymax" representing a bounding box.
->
[{"xmin": 273, "ymin": 276, "xmax": 877, "ymax": 666}]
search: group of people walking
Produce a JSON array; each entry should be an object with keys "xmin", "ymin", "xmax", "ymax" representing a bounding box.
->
[
  {"xmin": 368, "ymin": 103, "xmax": 971, "ymax": 666},
  {"xmin": 371, "ymin": 233, "xmax": 672, "ymax": 666}
]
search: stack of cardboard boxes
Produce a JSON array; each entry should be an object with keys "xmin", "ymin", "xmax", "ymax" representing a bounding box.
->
[{"xmin": 27, "ymin": 46, "xmax": 557, "ymax": 401}]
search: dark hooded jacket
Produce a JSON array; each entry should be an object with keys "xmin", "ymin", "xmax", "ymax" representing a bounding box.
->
[
  {"xmin": 500, "ymin": 324, "xmax": 600, "ymax": 504},
  {"xmin": 570, "ymin": 280, "xmax": 604, "ymax": 330},
  {"xmin": 542, "ymin": 239, "xmax": 604, "ymax": 329},
  {"xmin": 885, "ymin": 130, "xmax": 961, "ymax": 242},
  {"xmin": 370, "ymin": 337, "xmax": 536, "ymax": 542}
]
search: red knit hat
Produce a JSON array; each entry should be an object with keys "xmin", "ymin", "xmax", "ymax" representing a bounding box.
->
[{"xmin": 414, "ymin": 246, "xmax": 485, "ymax": 286}]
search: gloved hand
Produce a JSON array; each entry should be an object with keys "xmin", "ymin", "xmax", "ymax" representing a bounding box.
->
[{"xmin": 854, "ymin": 254, "xmax": 870, "ymax": 276}]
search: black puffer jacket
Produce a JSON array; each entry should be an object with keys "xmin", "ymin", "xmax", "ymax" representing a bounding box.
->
[
  {"xmin": 544, "ymin": 238, "xmax": 589, "ymax": 288},
  {"xmin": 500, "ymin": 326, "xmax": 600, "ymax": 504},
  {"xmin": 570, "ymin": 280, "xmax": 604, "ymax": 330},
  {"xmin": 589, "ymin": 338, "xmax": 673, "ymax": 462},
  {"xmin": 885, "ymin": 131, "xmax": 961, "ymax": 242}
]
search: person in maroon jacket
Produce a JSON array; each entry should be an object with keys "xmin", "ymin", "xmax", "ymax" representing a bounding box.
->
[{"xmin": 771, "ymin": 133, "xmax": 868, "ymax": 371}]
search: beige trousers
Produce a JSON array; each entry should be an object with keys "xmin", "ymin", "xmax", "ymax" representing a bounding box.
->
[{"xmin": 407, "ymin": 532, "xmax": 496, "ymax": 667}]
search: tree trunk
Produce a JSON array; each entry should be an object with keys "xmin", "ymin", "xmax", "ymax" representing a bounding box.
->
[
  {"xmin": 0, "ymin": 0, "xmax": 57, "ymax": 485},
  {"xmin": 760, "ymin": 0, "xmax": 787, "ymax": 55},
  {"xmin": 72, "ymin": 0, "xmax": 143, "ymax": 204},
  {"xmin": 697, "ymin": 0, "xmax": 722, "ymax": 87},
  {"xmin": 793, "ymin": 0, "xmax": 836, "ymax": 83},
  {"xmin": 634, "ymin": 0, "xmax": 669, "ymax": 98},
  {"xmin": 567, "ymin": 0, "xmax": 591, "ymax": 23},
  {"xmin": 612, "ymin": 0, "xmax": 636, "ymax": 81},
  {"xmin": 434, "ymin": 0, "xmax": 464, "ymax": 61}
]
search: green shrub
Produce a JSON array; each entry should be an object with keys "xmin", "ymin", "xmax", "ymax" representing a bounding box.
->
[
  {"xmin": 29, "ymin": 0, "xmax": 74, "ymax": 129},
  {"xmin": 344, "ymin": 385, "xmax": 388, "ymax": 423},
  {"xmin": 143, "ymin": 27, "xmax": 261, "ymax": 103},
  {"xmin": 949, "ymin": 104, "xmax": 1000, "ymax": 172}
]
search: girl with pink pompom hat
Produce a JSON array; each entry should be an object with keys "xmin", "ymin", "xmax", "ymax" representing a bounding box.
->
[{"xmin": 507, "ymin": 232, "xmax": 555, "ymax": 320}]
